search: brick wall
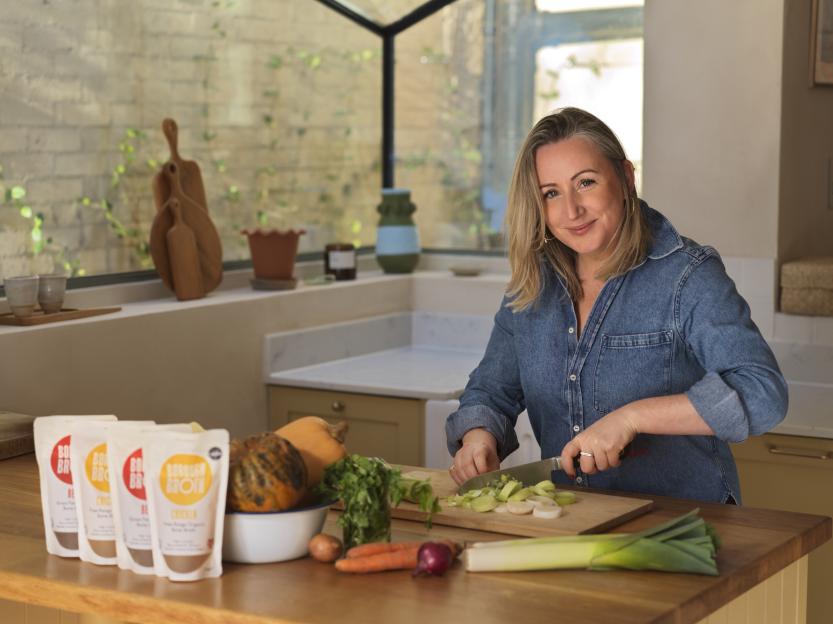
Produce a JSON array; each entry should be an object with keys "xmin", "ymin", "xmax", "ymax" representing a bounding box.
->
[{"xmin": 0, "ymin": 0, "xmax": 484, "ymax": 279}]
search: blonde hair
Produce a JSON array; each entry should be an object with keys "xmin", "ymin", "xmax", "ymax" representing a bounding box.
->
[{"xmin": 505, "ymin": 107, "xmax": 651, "ymax": 311}]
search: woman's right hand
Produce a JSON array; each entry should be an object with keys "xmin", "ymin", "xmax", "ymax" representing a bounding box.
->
[{"xmin": 450, "ymin": 428, "xmax": 499, "ymax": 486}]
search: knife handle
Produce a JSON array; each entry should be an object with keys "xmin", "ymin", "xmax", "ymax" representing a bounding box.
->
[{"xmin": 573, "ymin": 442, "xmax": 632, "ymax": 468}]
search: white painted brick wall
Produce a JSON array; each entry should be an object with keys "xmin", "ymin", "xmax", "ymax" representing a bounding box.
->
[{"xmin": 1, "ymin": 0, "xmax": 483, "ymax": 279}]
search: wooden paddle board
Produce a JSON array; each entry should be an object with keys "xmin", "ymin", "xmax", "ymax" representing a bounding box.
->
[
  {"xmin": 149, "ymin": 161, "xmax": 223, "ymax": 294},
  {"xmin": 165, "ymin": 198, "xmax": 205, "ymax": 301},
  {"xmin": 152, "ymin": 118, "xmax": 208, "ymax": 213},
  {"xmin": 391, "ymin": 466, "xmax": 654, "ymax": 537}
]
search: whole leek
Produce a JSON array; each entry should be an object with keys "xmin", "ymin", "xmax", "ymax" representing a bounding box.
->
[{"xmin": 464, "ymin": 508, "xmax": 720, "ymax": 576}]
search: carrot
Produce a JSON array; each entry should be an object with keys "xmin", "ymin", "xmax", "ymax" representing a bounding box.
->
[
  {"xmin": 345, "ymin": 541, "xmax": 423, "ymax": 559},
  {"xmin": 334, "ymin": 546, "xmax": 420, "ymax": 573},
  {"xmin": 345, "ymin": 539, "xmax": 463, "ymax": 560}
]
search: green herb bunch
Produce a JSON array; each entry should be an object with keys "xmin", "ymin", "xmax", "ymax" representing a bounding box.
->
[{"xmin": 317, "ymin": 454, "xmax": 441, "ymax": 549}]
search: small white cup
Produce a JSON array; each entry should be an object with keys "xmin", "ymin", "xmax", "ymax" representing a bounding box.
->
[
  {"xmin": 4, "ymin": 275, "xmax": 39, "ymax": 318},
  {"xmin": 37, "ymin": 273, "xmax": 67, "ymax": 314}
]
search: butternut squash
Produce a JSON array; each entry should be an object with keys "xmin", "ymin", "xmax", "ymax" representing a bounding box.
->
[
  {"xmin": 227, "ymin": 432, "xmax": 307, "ymax": 512},
  {"xmin": 275, "ymin": 417, "xmax": 348, "ymax": 488}
]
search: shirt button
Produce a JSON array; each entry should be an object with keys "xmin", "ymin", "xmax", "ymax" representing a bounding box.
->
[
  {"xmin": 573, "ymin": 425, "xmax": 580, "ymax": 432},
  {"xmin": 568, "ymin": 327, "xmax": 575, "ymax": 334},
  {"xmin": 569, "ymin": 374, "xmax": 577, "ymax": 381},
  {"xmin": 575, "ymin": 476, "xmax": 583, "ymax": 484}
]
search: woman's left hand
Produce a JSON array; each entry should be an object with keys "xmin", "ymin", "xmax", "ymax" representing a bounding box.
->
[{"xmin": 560, "ymin": 407, "xmax": 639, "ymax": 478}]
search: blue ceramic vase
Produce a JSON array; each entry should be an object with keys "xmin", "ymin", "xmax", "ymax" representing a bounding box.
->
[{"xmin": 375, "ymin": 188, "xmax": 420, "ymax": 274}]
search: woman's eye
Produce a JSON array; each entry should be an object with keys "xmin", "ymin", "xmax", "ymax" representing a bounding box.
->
[
  {"xmin": 543, "ymin": 189, "xmax": 558, "ymax": 200},
  {"xmin": 578, "ymin": 178, "xmax": 596, "ymax": 189}
]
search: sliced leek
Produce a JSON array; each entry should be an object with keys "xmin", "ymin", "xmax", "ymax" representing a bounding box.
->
[
  {"xmin": 532, "ymin": 505, "xmax": 562, "ymax": 519},
  {"xmin": 445, "ymin": 477, "xmax": 568, "ymax": 518}
]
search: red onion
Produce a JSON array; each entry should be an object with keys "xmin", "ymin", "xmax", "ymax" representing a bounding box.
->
[{"xmin": 412, "ymin": 542, "xmax": 453, "ymax": 577}]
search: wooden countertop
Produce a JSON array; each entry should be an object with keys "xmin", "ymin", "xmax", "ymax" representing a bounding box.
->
[{"xmin": 0, "ymin": 454, "xmax": 829, "ymax": 624}]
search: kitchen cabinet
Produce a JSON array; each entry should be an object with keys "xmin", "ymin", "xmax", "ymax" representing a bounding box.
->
[
  {"xmin": 732, "ymin": 433, "xmax": 833, "ymax": 624},
  {"xmin": 269, "ymin": 385, "xmax": 424, "ymax": 466},
  {"xmin": 269, "ymin": 386, "xmax": 543, "ymax": 470}
]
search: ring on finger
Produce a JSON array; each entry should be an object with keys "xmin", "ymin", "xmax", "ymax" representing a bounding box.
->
[{"xmin": 579, "ymin": 451, "xmax": 594, "ymax": 457}]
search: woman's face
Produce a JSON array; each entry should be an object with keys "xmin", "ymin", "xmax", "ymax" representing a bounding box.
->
[{"xmin": 536, "ymin": 136, "xmax": 634, "ymax": 267}]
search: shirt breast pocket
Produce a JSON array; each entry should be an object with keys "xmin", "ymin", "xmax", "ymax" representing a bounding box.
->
[{"xmin": 593, "ymin": 330, "xmax": 673, "ymax": 415}]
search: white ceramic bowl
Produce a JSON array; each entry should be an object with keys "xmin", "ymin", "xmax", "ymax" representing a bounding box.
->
[{"xmin": 222, "ymin": 499, "xmax": 332, "ymax": 564}]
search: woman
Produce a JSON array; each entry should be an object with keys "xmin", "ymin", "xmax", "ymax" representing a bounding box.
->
[{"xmin": 445, "ymin": 107, "xmax": 787, "ymax": 503}]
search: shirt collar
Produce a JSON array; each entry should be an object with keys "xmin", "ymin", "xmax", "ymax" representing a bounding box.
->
[{"xmin": 642, "ymin": 201, "xmax": 684, "ymax": 260}]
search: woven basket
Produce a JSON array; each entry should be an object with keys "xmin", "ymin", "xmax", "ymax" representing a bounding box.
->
[{"xmin": 780, "ymin": 257, "xmax": 833, "ymax": 316}]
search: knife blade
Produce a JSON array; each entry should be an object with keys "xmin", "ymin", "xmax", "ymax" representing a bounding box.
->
[
  {"xmin": 456, "ymin": 444, "xmax": 632, "ymax": 494},
  {"xmin": 456, "ymin": 456, "xmax": 574, "ymax": 494}
]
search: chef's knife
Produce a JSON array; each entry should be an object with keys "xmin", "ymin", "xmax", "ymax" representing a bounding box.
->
[{"xmin": 456, "ymin": 444, "xmax": 632, "ymax": 494}]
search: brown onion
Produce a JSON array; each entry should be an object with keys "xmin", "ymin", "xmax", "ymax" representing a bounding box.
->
[{"xmin": 308, "ymin": 533, "xmax": 343, "ymax": 563}]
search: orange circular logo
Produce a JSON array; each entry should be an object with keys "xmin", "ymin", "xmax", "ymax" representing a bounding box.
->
[
  {"xmin": 160, "ymin": 454, "xmax": 212, "ymax": 506},
  {"xmin": 84, "ymin": 443, "xmax": 110, "ymax": 493}
]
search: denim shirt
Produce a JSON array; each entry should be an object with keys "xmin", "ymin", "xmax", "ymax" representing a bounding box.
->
[{"xmin": 445, "ymin": 203, "xmax": 788, "ymax": 503}]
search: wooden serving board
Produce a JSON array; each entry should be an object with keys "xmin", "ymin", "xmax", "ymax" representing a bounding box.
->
[
  {"xmin": 0, "ymin": 307, "xmax": 121, "ymax": 326},
  {"xmin": 391, "ymin": 466, "xmax": 654, "ymax": 537},
  {"xmin": 150, "ymin": 161, "xmax": 223, "ymax": 296},
  {"xmin": 0, "ymin": 412, "xmax": 34, "ymax": 460}
]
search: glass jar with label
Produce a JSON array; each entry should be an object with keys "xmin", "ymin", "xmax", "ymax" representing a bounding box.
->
[{"xmin": 324, "ymin": 243, "xmax": 357, "ymax": 280}]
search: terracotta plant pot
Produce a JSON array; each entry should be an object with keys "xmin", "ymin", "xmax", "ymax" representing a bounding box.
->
[{"xmin": 242, "ymin": 229, "xmax": 306, "ymax": 280}]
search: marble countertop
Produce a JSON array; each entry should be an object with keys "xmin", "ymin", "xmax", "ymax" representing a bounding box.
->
[
  {"xmin": 267, "ymin": 345, "xmax": 482, "ymax": 400},
  {"xmin": 264, "ymin": 311, "xmax": 492, "ymax": 400},
  {"xmin": 264, "ymin": 313, "xmax": 833, "ymax": 440}
]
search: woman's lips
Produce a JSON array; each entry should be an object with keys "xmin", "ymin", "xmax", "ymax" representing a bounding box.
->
[{"xmin": 566, "ymin": 220, "xmax": 595, "ymax": 235}]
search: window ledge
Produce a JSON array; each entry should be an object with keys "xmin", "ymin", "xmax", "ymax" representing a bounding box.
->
[{"xmin": 0, "ymin": 254, "xmax": 511, "ymax": 335}]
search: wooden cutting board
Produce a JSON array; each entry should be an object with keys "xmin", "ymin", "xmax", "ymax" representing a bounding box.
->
[
  {"xmin": 149, "ymin": 161, "xmax": 223, "ymax": 295},
  {"xmin": 152, "ymin": 118, "xmax": 208, "ymax": 214},
  {"xmin": 391, "ymin": 466, "xmax": 654, "ymax": 537}
]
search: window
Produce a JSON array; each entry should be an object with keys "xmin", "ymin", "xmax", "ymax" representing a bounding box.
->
[
  {"xmin": 1, "ymin": 1, "xmax": 382, "ymax": 280},
  {"xmin": 480, "ymin": 1, "xmax": 644, "ymax": 234},
  {"xmin": 0, "ymin": 0, "xmax": 643, "ymax": 284}
]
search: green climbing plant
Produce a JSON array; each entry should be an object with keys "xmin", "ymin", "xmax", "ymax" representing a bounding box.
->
[
  {"xmin": 397, "ymin": 45, "xmax": 492, "ymax": 249},
  {"xmin": 192, "ymin": 0, "xmax": 380, "ymax": 249},
  {"xmin": 77, "ymin": 128, "xmax": 158, "ymax": 271},
  {"xmin": 0, "ymin": 164, "xmax": 87, "ymax": 276},
  {"xmin": 2, "ymin": 173, "xmax": 44, "ymax": 254}
]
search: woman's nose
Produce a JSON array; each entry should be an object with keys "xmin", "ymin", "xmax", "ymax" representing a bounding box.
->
[{"xmin": 563, "ymin": 191, "xmax": 583, "ymax": 220}]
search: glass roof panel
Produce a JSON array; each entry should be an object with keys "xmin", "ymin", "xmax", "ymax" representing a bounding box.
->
[
  {"xmin": 536, "ymin": 0, "xmax": 643, "ymax": 13},
  {"xmin": 332, "ymin": 0, "xmax": 435, "ymax": 27}
]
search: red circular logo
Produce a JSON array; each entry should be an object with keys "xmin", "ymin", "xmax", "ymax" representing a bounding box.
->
[
  {"xmin": 122, "ymin": 448, "xmax": 146, "ymax": 501},
  {"xmin": 50, "ymin": 435, "xmax": 73, "ymax": 485}
]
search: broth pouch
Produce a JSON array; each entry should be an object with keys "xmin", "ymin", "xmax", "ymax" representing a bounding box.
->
[
  {"xmin": 33, "ymin": 415, "xmax": 117, "ymax": 558},
  {"xmin": 71, "ymin": 420, "xmax": 150, "ymax": 565},
  {"xmin": 143, "ymin": 428, "xmax": 229, "ymax": 581},
  {"xmin": 107, "ymin": 423, "xmax": 193, "ymax": 574}
]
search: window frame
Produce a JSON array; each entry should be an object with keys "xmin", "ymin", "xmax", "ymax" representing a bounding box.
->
[{"xmin": 479, "ymin": 4, "xmax": 643, "ymax": 232}]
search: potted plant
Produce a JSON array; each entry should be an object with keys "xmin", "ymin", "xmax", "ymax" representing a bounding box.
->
[{"xmin": 242, "ymin": 228, "xmax": 306, "ymax": 283}]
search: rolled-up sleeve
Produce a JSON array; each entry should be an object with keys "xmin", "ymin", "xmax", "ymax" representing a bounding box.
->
[
  {"xmin": 678, "ymin": 251, "xmax": 788, "ymax": 442},
  {"xmin": 445, "ymin": 298, "xmax": 526, "ymax": 460}
]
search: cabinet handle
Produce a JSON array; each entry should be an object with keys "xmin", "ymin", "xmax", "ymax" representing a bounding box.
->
[
  {"xmin": 768, "ymin": 446, "xmax": 831, "ymax": 460},
  {"xmin": 331, "ymin": 401, "xmax": 345, "ymax": 412}
]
